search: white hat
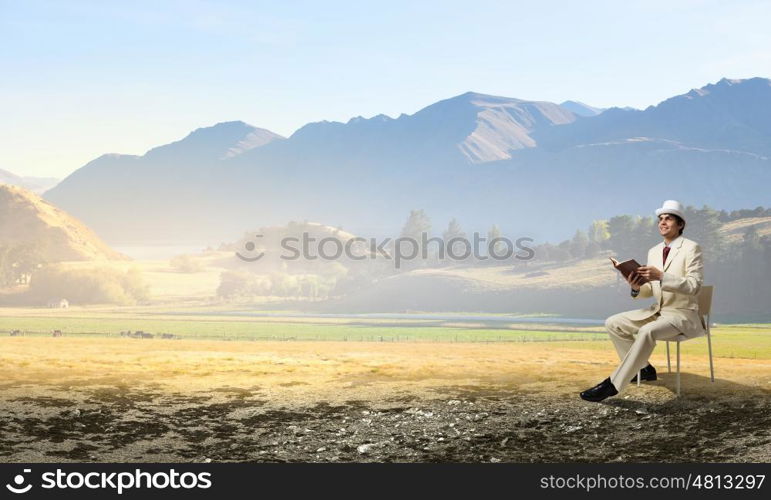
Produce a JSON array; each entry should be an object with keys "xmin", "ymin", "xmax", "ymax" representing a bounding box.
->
[{"xmin": 655, "ymin": 200, "xmax": 686, "ymax": 221}]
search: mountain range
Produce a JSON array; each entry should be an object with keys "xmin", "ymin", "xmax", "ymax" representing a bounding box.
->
[
  {"xmin": 44, "ymin": 77, "xmax": 771, "ymax": 245},
  {"xmin": 0, "ymin": 168, "xmax": 59, "ymax": 194}
]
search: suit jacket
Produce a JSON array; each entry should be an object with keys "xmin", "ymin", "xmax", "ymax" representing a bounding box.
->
[{"xmin": 626, "ymin": 236, "xmax": 706, "ymax": 337}]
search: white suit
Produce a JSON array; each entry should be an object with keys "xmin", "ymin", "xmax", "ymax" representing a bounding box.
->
[{"xmin": 606, "ymin": 236, "xmax": 705, "ymax": 391}]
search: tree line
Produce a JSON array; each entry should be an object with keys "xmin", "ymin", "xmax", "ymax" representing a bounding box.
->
[{"xmin": 393, "ymin": 205, "xmax": 771, "ymax": 317}]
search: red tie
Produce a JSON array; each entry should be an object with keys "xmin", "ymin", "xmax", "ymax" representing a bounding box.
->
[{"xmin": 663, "ymin": 246, "xmax": 671, "ymax": 265}]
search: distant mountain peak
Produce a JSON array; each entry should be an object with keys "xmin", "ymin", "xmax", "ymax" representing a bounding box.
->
[
  {"xmin": 711, "ymin": 76, "xmax": 770, "ymax": 88},
  {"xmin": 560, "ymin": 100, "xmax": 605, "ymax": 117},
  {"xmin": 421, "ymin": 92, "xmax": 576, "ymax": 163},
  {"xmin": 0, "ymin": 168, "xmax": 21, "ymax": 182},
  {"xmin": 439, "ymin": 91, "xmax": 526, "ymax": 106},
  {"xmin": 181, "ymin": 121, "xmax": 258, "ymax": 141},
  {"xmin": 680, "ymin": 76, "xmax": 770, "ymax": 99},
  {"xmin": 344, "ymin": 114, "xmax": 395, "ymax": 127},
  {"xmin": 716, "ymin": 77, "xmax": 743, "ymax": 86},
  {"xmin": 0, "ymin": 168, "xmax": 59, "ymax": 194},
  {"xmin": 187, "ymin": 120, "xmax": 255, "ymax": 136},
  {"xmin": 458, "ymin": 90, "xmax": 502, "ymax": 99},
  {"xmin": 145, "ymin": 121, "xmax": 284, "ymax": 161}
]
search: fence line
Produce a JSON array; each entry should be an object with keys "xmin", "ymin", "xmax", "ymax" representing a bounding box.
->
[{"xmin": 0, "ymin": 328, "xmax": 606, "ymax": 343}]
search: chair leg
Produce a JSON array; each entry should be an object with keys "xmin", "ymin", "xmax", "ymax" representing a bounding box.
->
[
  {"xmin": 706, "ymin": 326, "xmax": 715, "ymax": 383},
  {"xmin": 637, "ymin": 370, "xmax": 641, "ymax": 387},
  {"xmin": 676, "ymin": 341, "xmax": 681, "ymax": 397},
  {"xmin": 666, "ymin": 341, "xmax": 671, "ymax": 373}
]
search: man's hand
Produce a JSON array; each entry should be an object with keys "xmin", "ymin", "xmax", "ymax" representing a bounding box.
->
[
  {"xmin": 625, "ymin": 271, "xmax": 645, "ymax": 291},
  {"xmin": 636, "ymin": 265, "xmax": 663, "ymax": 281}
]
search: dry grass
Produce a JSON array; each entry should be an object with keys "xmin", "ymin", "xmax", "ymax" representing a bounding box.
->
[{"xmin": 1, "ymin": 337, "xmax": 768, "ymax": 408}]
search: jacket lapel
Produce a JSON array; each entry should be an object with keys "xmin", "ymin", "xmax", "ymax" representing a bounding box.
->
[
  {"xmin": 651, "ymin": 242, "xmax": 664, "ymax": 305},
  {"xmin": 663, "ymin": 237, "xmax": 683, "ymax": 272}
]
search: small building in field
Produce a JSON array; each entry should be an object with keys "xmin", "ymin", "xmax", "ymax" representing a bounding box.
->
[{"xmin": 46, "ymin": 298, "xmax": 69, "ymax": 309}]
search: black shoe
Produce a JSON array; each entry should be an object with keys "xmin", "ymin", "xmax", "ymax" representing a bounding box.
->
[
  {"xmin": 580, "ymin": 378, "xmax": 619, "ymax": 402},
  {"xmin": 630, "ymin": 364, "xmax": 657, "ymax": 383}
]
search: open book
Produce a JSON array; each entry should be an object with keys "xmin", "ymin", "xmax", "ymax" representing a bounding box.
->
[{"xmin": 609, "ymin": 257, "xmax": 649, "ymax": 284}]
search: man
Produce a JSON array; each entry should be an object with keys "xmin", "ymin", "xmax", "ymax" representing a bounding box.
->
[{"xmin": 580, "ymin": 200, "xmax": 705, "ymax": 402}]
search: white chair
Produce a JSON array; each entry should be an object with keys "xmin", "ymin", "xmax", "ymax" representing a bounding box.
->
[{"xmin": 637, "ymin": 285, "xmax": 715, "ymax": 396}]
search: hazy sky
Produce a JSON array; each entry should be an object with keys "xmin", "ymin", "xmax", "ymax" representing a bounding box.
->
[{"xmin": 2, "ymin": 0, "xmax": 770, "ymax": 177}]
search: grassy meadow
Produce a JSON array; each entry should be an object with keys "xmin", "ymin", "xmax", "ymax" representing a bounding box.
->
[
  {"xmin": 2, "ymin": 253, "xmax": 769, "ymax": 401},
  {"xmin": 1, "ymin": 324, "xmax": 769, "ymax": 401}
]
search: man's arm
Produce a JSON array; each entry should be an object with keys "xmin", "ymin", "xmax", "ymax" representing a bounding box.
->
[
  {"xmin": 630, "ymin": 249, "xmax": 653, "ymax": 298},
  {"xmin": 660, "ymin": 243, "xmax": 703, "ymax": 296},
  {"xmin": 625, "ymin": 259, "xmax": 652, "ymax": 298}
]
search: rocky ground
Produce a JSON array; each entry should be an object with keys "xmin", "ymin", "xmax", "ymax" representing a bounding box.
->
[
  {"xmin": 1, "ymin": 385, "xmax": 769, "ymax": 463},
  {"xmin": 2, "ymin": 338, "xmax": 769, "ymax": 462}
]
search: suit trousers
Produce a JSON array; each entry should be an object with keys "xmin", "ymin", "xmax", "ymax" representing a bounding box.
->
[{"xmin": 605, "ymin": 311, "xmax": 682, "ymax": 392}]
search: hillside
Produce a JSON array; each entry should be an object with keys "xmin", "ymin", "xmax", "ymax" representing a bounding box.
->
[
  {"xmin": 0, "ymin": 183, "xmax": 126, "ymax": 261},
  {"xmin": 320, "ymin": 258, "xmax": 627, "ymax": 316},
  {"xmin": 718, "ymin": 216, "xmax": 771, "ymax": 243}
]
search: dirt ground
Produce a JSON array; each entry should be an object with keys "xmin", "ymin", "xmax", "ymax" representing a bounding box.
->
[{"xmin": 0, "ymin": 338, "xmax": 769, "ymax": 462}]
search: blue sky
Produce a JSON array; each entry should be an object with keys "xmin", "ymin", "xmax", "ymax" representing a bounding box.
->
[{"xmin": 2, "ymin": 0, "xmax": 770, "ymax": 177}]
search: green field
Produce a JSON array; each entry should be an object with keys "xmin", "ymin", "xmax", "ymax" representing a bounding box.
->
[
  {"xmin": 1, "ymin": 310, "xmax": 770, "ymax": 359},
  {"xmin": 0, "ymin": 314, "xmax": 605, "ymax": 342}
]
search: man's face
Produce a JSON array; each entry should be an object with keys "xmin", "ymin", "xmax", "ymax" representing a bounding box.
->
[{"xmin": 658, "ymin": 214, "xmax": 682, "ymax": 240}]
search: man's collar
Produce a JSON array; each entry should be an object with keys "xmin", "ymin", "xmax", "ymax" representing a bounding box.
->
[{"xmin": 665, "ymin": 235, "xmax": 683, "ymax": 248}]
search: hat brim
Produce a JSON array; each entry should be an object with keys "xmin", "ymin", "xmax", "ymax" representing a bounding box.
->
[{"xmin": 655, "ymin": 208, "xmax": 685, "ymax": 221}]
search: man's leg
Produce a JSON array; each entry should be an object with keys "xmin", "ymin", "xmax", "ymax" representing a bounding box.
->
[
  {"xmin": 610, "ymin": 317, "xmax": 682, "ymax": 392},
  {"xmin": 605, "ymin": 312, "xmax": 656, "ymax": 361}
]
